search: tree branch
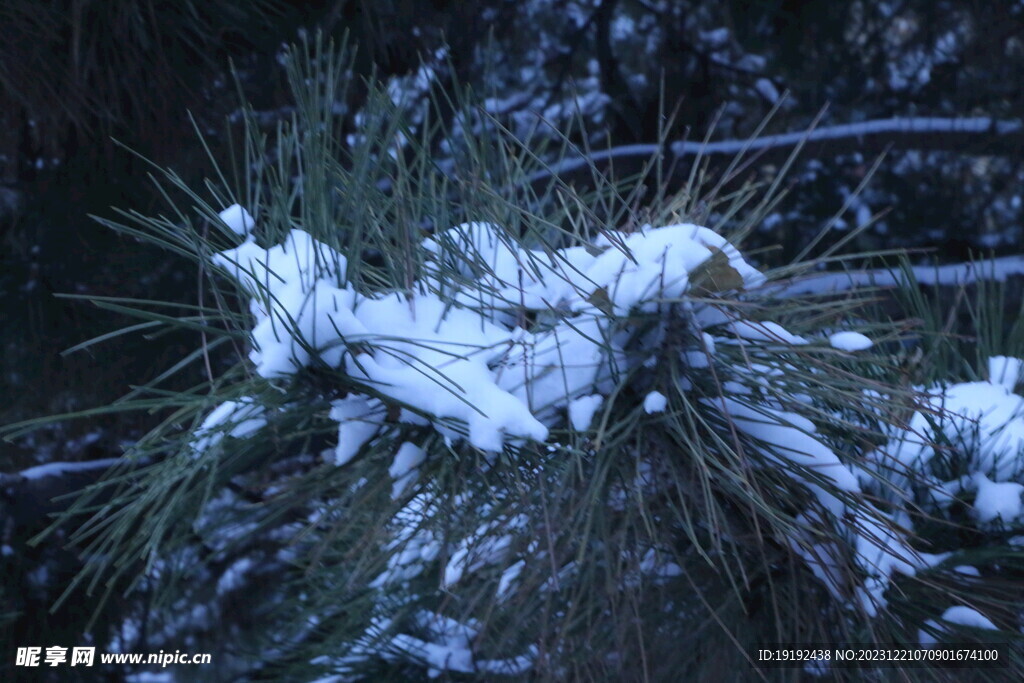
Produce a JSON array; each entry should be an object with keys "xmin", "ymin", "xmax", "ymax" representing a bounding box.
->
[{"xmin": 528, "ymin": 116, "xmax": 1024, "ymax": 190}]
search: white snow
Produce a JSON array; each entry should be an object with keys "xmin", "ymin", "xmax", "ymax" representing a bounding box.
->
[
  {"xmin": 442, "ymin": 515, "xmax": 524, "ymax": 589},
  {"xmin": 713, "ymin": 397, "xmax": 860, "ymax": 493},
  {"xmin": 210, "ymin": 220, "xmax": 770, "ymax": 454},
  {"xmin": 829, "ymin": 331, "xmax": 872, "ymax": 351},
  {"xmin": 370, "ymin": 493, "xmax": 443, "ymax": 588},
  {"xmin": 989, "ymin": 356, "xmax": 1023, "ymax": 389},
  {"xmin": 380, "ymin": 611, "xmax": 535, "ymax": 677},
  {"xmin": 970, "ymin": 473, "xmax": 1024, "ymax": 524},
  {"xmin": 940, "ymin": 605, "xmax": 1000, "ymax": 630},
  {"xmin": 711, "ymin": 394, "xmax": 947, "ymax": 616},
  {"xmin": 849, "ymin": 353, "xmax": 1024, "ymax": 631},
  {"xmin": 699, "ymin": 27, "xmax": 730, "ymax": 48},
  {"xmin": 389, "ymin": 442, "xmax": 426, "ymax": 499},
  {"xmin": 919, "ymin": 606, "xmax": 999, "ymax": 646},
  {"xmin": 330, "ymin": 396, "xmax": 384, "ymax": 467},
  {"xmin": 218, "ymin": 204, "xmax": 255, "ymax": 237},
  {"xmin": 125, "ymin": 674, "xmax": 174, "ymax": 683},
  {"xmin": 671, "ymin": 117, "xmax": 1022, "ymax": 157},
  {"xmin": 773, "ymin": 254, "xmax": 1024, "ymax": 299},
  {"xmin": 727, "ymin": 320, "xmax": 808, "ymax": 345},
  {"xmin": 191, "ymin": 398, "xmax": 267, "ymax": 457},
  {"xmin": 639, "ymin": 547, "xmax": 683, "ymax": 579},
  {"xmin": 884, "ymin": 365, "xmax": 1024, "ymax": 484},
  {"xmin": 12, "ymin": 457, "xmax": 122, "ymax": 480},
  {"xmin": 535, "ymin": 118, "xmax": 1024, "ymax": 185},
  {"xmin": 389, "ymin": 442, "xmax": 426, "ymax": 479},
  {"xmin": 643, "ymin": 391, "xmax": 667, "ymax": 414},
  {"xmin": 568, "ymin": 394, "xmax": 604, "ymax": 430},
  {"xmin": 579, "ymin": 223, "xmax": 765, "ymax": 315},
  {"xmin": 496, "ymin": 559, "xmax": 526, "ymax": 601},
  {"xmin": 848, "ymin": 355, "xmax": 1024, "ymax": 624}
]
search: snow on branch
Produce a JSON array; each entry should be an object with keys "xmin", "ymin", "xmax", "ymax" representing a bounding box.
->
[
  {"xmin": 770, "ymin": 254, "xmax": 1024, "ymax": 299},
  {"xmin": 530, "ymin": 116, "xmax": 1024, "ymax": 188},
  {"xmin": 671, "ymin": 116, "xmax": 1023, "ymax": 158},
  {"xmin": 0, "ymin": 457, "xmax": 123, "ymax": 484},
  {"xmin": 1, "ymin": 457, "xmax": 128, "ymax": 523},
  {"xmin": 205, "ymin": 215, "xmax": 767, "ymax": 456}
]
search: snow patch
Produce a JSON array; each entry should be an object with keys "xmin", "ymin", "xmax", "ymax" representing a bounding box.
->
[
  {"xmin": 829, "ymin": 331, "xmax": 872, "ymax": 352},
  {"xmin": 643, "ymin": 391, "xmax": 667, "ymax": 414},
  {"xmin": 919, "ymin": 606, "xmax": 999, "ymax": 646},
  {"xmin": 218, "ymin": 204, "xmax": 255, "ymax": 237},
  {"xmin": 568, "ymin": 394, "xmax": 604, "ymax": 430}
]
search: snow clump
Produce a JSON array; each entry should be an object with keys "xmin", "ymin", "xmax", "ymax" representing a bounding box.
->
[{"xmin": 204, "ymin": 218, "xmax": 770, "ymax": 457}]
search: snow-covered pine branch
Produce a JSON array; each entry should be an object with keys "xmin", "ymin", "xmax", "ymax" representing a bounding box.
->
[
  {"xmin": 37, "ymin": 39, "xmax": 1024, "ymax": 679},
  {"xmin": 191, "ymin": 202, "xmax": 969, "ymax": 675}
]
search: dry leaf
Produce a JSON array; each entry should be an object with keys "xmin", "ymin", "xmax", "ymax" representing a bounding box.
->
[{"xmin": 693, "ymin": 246, "xmax": 745, "ymax": 294}]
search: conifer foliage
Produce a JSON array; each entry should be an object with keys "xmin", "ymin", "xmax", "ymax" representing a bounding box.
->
[{"xmin": 31, "ymin": 38, "xmax": 1024, "ymax": 681}]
